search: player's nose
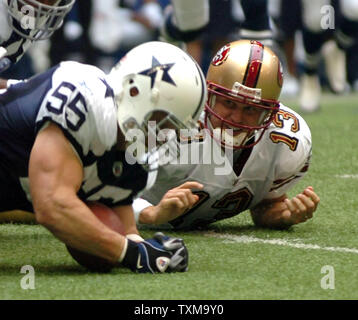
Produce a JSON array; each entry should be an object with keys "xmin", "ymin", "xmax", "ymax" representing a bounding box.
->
[{"xmin": 229, "ymin": 108, "xmax": 244, "ymax": 124}]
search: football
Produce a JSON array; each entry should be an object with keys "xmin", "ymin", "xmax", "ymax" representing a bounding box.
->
[{"xmin": 66, "ymin": 202, "xmax": 126, "ymax": 273}]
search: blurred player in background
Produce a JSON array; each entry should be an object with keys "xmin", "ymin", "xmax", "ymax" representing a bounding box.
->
[
  {"xmin": 161, "ymin": 0, "xmax": 272, "ymax": 46},
  {"xmin": 299, "ymin": 0, "xmax": 358, "ymax": 112},
  {"xmin": 0, "ymin": 41, "xmax": 207, "ymax": 273},
  {"xmin": 159, "ymin": 0, "xmax": 209, "ymax": 46},
  {"xmin": 133, "ymin": 40, "xmax": 320, "ymax": 230},
  {"xmin": 0, "ymin": 0, "xmax": 75, "ymax": 76},
  {"xmin": 160, "ymin": 0, "xmax": 273, "ymax": 72}
]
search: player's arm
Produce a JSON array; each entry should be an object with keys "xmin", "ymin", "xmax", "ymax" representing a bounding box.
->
[
  {"xmin": 0, "ymin": 78, "xmax": 7, "ymax": 89},
  {"xmin": 0, "ymin": 78, "xmax": 23, "ymax": 90},
  {"xmin": 250, "ymin": 186, "xmax": 320, "ymax": 229},
  {"xmin": 138, "ymin": 181, "xmax": 203, "ymax": 225},
  {"xmin": 112, "ymin": 204, "xmax": 144, "ymax": 242},
  {"xmin": 29, "ymin": 122, "xmax": 188, "ymax": 273},
  {"xmin": 29, "ymin": 122, "xmax": 126, "ymax": 263}
]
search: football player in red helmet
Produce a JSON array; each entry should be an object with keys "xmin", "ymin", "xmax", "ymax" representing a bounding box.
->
[
  {"xmin": 134, "ymin": 40, "xmax": 320, "ymax": 230},
  {"xmin": 204, "ymin": 40, "xmax": 281, "ymax": 150}
]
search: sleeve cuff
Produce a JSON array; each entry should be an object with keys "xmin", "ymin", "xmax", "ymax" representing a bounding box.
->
[{"xmin": 132, "ymin": 197, "xmax": 153, "ymax": 224}]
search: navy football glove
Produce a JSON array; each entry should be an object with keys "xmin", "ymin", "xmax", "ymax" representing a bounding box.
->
[{"xmin": 122, "ymin": 232, "xmax": 188, "ymax": 273}]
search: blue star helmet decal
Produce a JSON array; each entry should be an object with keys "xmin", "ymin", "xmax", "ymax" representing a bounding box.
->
[
  {"xmin": 99, "ymin": 78, "xmax": 114, "ymax": 98},
  {"xmin": 138, "ymin": 56, "xmax": 176, "ymax": 88}
]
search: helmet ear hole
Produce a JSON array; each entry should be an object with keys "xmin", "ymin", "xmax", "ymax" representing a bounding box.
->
[{"xmin": 130, "ymin": 87, "xmax": 139, "ymax": 97}]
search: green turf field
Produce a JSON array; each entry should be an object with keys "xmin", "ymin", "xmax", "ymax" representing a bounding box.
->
[{"xmin": 0, "ymin": 92, "xmax": 357, "ymax": 300}]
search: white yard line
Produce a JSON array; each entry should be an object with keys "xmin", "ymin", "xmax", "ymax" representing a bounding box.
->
[
  {"xmin": 206, "ymin": 233, "xmax": 358, "ymax": 254},
  {"xmin": 335, "ymin": 174, "xmax": 358, "ymax": 179}
]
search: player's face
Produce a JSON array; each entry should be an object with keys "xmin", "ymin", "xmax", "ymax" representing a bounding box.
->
[
  {"xmin": 16, "ymin": 0, "xmax": 59, "ymax": 11},
  {"xmin": 24, "ymin": 0, "xmax": 58, "ymax": 5},
  {"xmin": 41, "ymin": 0, "xmax": 58, "ymax": 4},
  {"xmin": 209, "ymin": 95, "xmax": 264, "ymax": 136}
]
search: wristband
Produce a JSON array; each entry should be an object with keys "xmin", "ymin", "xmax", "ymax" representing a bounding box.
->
[
  {"xmin": 121, "ymin": 239, "xmax": 139, "ymax": 270},
  {"xmin": 118, "ymin": 238, "xmax": 128, "ymax": 262},
  {"xmin": 7, "ymin": 79, "xmax": 23, "ymax": 87},
  {"xmin": 126, "ymin": 234, "xmax": 144, "ymax": 242},
  {"xmin": 132, "ymin": 198, "xmax": 153, "ymax": 223}
]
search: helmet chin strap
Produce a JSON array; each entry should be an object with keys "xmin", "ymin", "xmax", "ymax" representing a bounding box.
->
[
  {"xmin": 212, "ymin": 126, "xmax": 250, "ymax": 148},
  {"xmin": 218, "ymin": 129, "xmax": 248, "ymax": 148}
]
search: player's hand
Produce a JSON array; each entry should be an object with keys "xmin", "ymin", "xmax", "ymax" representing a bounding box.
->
[
  {"xmin": 251, "ymin": 187, "xmax": 320, "ymax": 228},
  {"xmin": 283, "ymin": 186, "xmax": 320, "ymax": 225},
  {"xmin": 153, "ymin": 181, "xmax": 203, "ymax": 224},
  {"xmin": 122, "ymin": 232, "xmax": 188, "ymax": 273}
]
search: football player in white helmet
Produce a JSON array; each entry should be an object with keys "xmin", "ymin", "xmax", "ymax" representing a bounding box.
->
[
  {"xmin": 133, "ymin": 40, "xmax": 320, "ymax": 230},
  {"xmin": 0, "ymin": 0, "xmax": 75, "ymax": 74},
  {"xmin": 0, "ymin": 41, "xmax": 207, "ymax": 272}
]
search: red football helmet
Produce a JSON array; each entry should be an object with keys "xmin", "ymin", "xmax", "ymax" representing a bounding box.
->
[{"xmin": 204, "ymin": 40, "xmax": 283, "ymax": 149}]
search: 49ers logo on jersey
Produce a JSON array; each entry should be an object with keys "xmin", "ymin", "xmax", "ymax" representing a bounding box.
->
[{"xmin": 211, "ymin": 44, "xmax": 230, "ymax": 66}]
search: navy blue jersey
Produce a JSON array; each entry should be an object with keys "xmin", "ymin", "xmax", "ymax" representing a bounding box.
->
[{"xmin": 0, "ymin": 61, "xmax": 148, "ymax": 211}]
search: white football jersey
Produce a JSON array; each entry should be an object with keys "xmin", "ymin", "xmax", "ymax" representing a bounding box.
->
[{"xmin": 133, "ymin": 104, "xmax": 312, "ymax": 229}]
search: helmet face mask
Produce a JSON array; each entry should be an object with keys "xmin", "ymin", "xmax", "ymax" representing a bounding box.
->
[
  {"xmin": 6, "ymin": 0, "xmax": 75, "ymax": 40},
  {"xmin": 204, "ymin": 40, "xmax": 283, "ymax": 149},
  {"xmin": 205, "ymin": 81, "xmax": 279, "ymax": 149},
  {"xmin": 123, "ymin": 109, "xmax": 189, "ymax": 151},
  {"xmin": 122, "ymin": 110, "xmax": 187, "ymax": 171}
]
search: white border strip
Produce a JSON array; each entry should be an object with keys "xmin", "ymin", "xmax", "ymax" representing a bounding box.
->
[{"xmin": 206, "ymin": 233, "xmax": 358, "ymax": 254}]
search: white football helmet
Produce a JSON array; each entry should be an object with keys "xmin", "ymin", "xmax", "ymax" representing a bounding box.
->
[
  {"xmin": 107, "ymin": 41, "xmax": 207, "ymax": 158},
  {"xmin": 6, "ymin": 0, "xmax": 75, "ymax": 40}
]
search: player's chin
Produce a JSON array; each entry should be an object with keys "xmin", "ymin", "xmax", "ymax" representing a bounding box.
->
[{"xmin": 221, "ymin": 127, "xmax": 245, "ymax": 136}]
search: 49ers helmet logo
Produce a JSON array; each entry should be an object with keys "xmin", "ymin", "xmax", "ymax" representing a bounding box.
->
[{"xmin": 211, "ymin": 44, "xmax": 231, "ymax": 66}]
